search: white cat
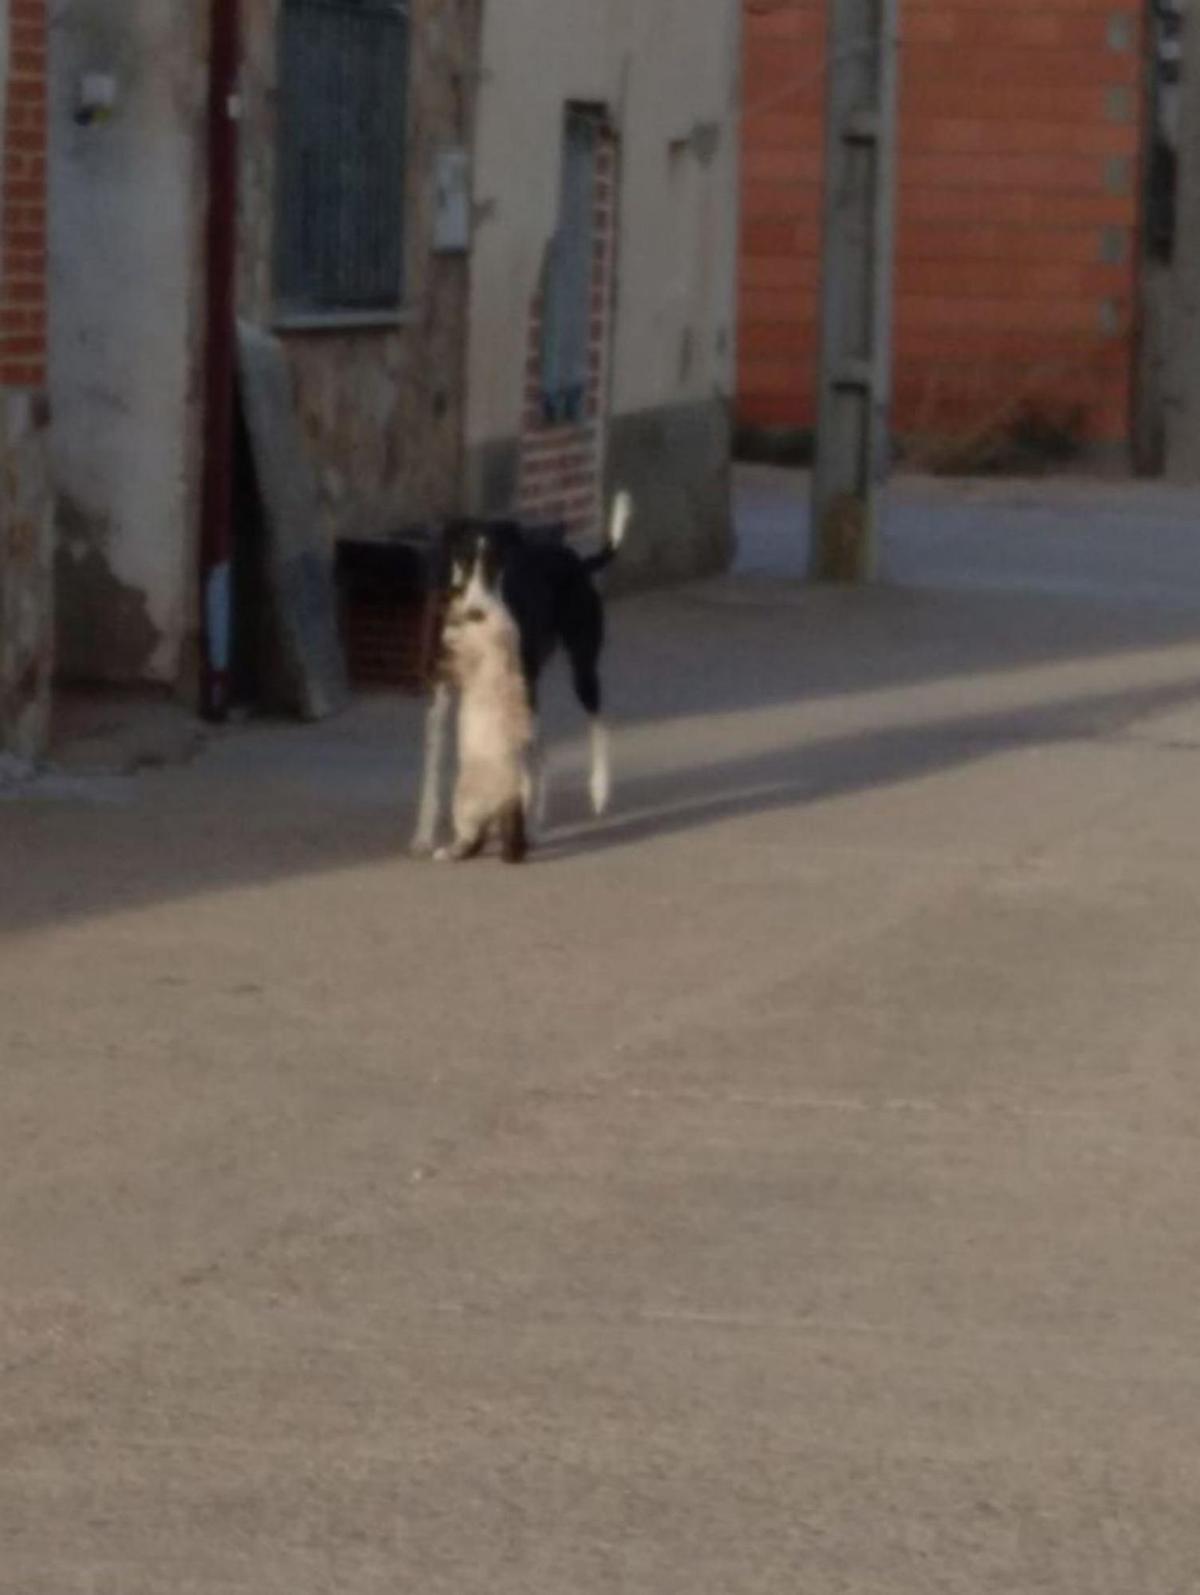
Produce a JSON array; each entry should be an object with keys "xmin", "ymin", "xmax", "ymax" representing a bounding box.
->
[{"xmin": 435, "ymin": 594, "xmax": 534, "ymax": 864}]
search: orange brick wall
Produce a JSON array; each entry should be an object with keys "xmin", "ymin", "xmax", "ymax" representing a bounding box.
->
[
  {"xmin": 739, "ymin": 0, "xmax": 1145, "ymax": 447},
  {"xmin": 1, "ymin": 0, "xmax": 48, "ymax": 390}
]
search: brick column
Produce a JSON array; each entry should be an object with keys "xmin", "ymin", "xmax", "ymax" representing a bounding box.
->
[
  {"xmin": 1, "ymin": 0, "xmax": 47, "ymax": 389},
  {"xmin": 1, "ymin": 0, "xmax": 54, "ymax": 763}
]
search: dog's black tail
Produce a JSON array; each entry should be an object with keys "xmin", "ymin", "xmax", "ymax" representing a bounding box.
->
[{"xmin": 582, "ymin": 491, "xmax": 632, "ymax": 575}]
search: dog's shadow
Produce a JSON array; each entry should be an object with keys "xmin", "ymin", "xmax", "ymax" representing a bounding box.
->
[
  {"xmin": 530, "ymin": 776, "xmax": 801, "ymax": 863},
  {"xmin": 524, "ymin": 659, "xmax": 1200, "ymax": 865}
]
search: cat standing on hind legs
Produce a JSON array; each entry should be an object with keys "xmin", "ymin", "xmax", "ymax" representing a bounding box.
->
[{"xmin": 435, "ymin": 593, "xmax": 533, "ymax": 865}]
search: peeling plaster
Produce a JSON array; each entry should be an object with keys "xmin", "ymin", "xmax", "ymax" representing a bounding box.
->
[{"xmin": 54, "ymin": 496, "xmax": 162, "ymax": 683}]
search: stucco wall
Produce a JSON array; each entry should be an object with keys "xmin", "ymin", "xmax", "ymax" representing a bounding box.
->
[
  {"xmin": 48, "ymin": 1, "xmax": 207, "ymax": 686},
  {"xmin": 465, "ymin": 0, "xmax": 740, "ymax": 585}
]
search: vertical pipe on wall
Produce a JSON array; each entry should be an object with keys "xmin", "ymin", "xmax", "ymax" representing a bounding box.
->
[{"xmin": 199, "ymin": 0, "xmax": 241, "ymax": 720}]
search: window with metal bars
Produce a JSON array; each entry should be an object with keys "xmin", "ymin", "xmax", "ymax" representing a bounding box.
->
[
  {"xmin": 540, "ymin": 108, "xmax": 601, "ymax": 424},
  {"xmin": 276, "ymin": 0, "xmax": 410, "ymax": 317}
]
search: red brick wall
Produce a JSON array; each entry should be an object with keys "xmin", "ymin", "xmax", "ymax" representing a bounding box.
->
[
  {"xmin": 1, "ymin": 0, "xmax": 48, "ymax": 391},
  {"xmin": 515, "ymin": 127, "xmax": 617, "ymax": 540},
  {"xmin": 739, "ymin": 0, "xmax": 1145, "ymax": 448}
]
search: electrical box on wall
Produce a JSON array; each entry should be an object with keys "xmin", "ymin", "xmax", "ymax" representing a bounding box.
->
[
  {"xmin": 75, "ymin": 72, "xmax": 118, "ymax": 126},
  {"xmin": 433, "ymin": 148, "xmax": 471, "ymax": 254}
]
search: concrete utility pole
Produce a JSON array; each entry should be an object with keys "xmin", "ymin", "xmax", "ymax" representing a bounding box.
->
[{"xmin": 811, "ymin": 0, "xmax": 900, "ymax": 580}]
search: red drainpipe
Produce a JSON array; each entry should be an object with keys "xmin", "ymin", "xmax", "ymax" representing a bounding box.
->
[{"xmin": 199, "ymin": 0, "xmax": 241, "ymax": 721}]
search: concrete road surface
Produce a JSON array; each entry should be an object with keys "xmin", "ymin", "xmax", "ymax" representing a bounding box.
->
[{"xmin": 4, "ymin": 471, "xmax": 1200, "ymax": 1592}]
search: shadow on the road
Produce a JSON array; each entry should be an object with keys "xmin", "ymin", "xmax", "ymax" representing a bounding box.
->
[
  {"xmin": 6, "ymin": 579, "xmax": 1200, "ymax": 935},
  {"xmin": 538, "ymin": 666, "xmax": 1200, "ymax": 861},
  {"xmin": 601, "ymin": 580, "xmax": 1200, "ymax": 736}
]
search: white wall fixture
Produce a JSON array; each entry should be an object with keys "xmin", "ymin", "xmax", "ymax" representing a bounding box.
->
[
  {"xmin": 76, "ymin": 72, "xmax": 117, "ymax": 125},
  {"xmin": 433, "ymin": 147, "xmax": 471, "ymax": 254}
]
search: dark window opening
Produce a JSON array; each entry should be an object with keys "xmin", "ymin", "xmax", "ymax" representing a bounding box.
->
[
  {"xmin": 276, "ymin": 0, "xmax": 410, "ymax": 315},
  {"xmin": 540, "ymin": 107, "xmax": 602, "ymax": 424}
]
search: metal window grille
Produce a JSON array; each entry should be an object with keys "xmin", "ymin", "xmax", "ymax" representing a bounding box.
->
[
  {"xmin": 276, "ymin": 0, "xmax": 410, "ymax": 314},
  {"xmin": 541, "ymin": 109, "xmax": 599, "ymax": 424}
]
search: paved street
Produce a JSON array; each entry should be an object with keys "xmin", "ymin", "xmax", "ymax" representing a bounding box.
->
[{"xmin": 5, "ymin": 469, "xmax": 1200, "ymax": 1592}]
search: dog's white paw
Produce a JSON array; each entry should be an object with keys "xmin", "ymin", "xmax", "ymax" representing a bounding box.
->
[
  {"xmin": 432, "ymin": 846, "xmax": 454, "ymax": 864},
  {"xmin": 589, "ymin": 721, "xmax": 611, "ymax": 816},
  {"xmin": 409, "ymin": 836, "xmax": 437, "ymax": 859}
]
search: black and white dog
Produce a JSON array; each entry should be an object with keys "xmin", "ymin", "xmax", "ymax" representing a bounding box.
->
[{"xmin": 410, "ymin": 491, "xmax": 632, "ymax": 857}]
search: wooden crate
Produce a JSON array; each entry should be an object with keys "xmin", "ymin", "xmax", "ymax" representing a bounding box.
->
[{"xmin": 336, "ymin": 537, "xmax": 439, "ymax": 694}]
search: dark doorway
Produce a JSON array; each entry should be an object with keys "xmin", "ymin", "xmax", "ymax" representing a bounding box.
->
[{"xmin": 1134, "ymin": 0, "xmax": 1182, "ymax": 474}]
